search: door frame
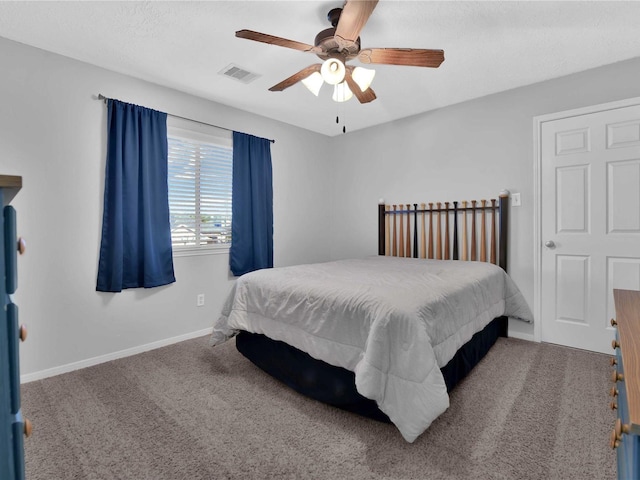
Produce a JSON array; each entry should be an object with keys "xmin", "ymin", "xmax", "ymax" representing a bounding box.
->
[{"xmin": 533, "ymin": 95, "xmax": 640, "ymax": 345}]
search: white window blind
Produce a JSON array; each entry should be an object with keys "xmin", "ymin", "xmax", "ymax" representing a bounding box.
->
[{"xmin": 167, "ymin": 124, "xmax": 233, "ymax": 254}]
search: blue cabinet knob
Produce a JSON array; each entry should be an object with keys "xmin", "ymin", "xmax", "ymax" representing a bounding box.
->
[
  {"xmin": 23, "ymin": 419, "xmax": 32, "ymax": 438},
  {"xmin": 19, "ymin": 325, "xmax": 26, "ymax": 342}
]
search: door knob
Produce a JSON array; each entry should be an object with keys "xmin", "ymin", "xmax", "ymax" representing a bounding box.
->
[{"xmin": 544, "ymin": 240, "xmax": 556, "ymax": 248}]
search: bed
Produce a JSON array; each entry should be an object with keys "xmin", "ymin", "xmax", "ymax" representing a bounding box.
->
[{"xmin": 211, "ymin": 192, "xmax": 533, "ymax": 442}]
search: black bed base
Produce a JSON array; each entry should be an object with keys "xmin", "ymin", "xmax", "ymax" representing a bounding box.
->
[{"xmin": 235, "ymin": 316, "xmax": 508, "ymax": 423}]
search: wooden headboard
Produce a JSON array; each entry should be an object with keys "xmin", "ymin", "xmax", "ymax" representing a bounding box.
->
[{"xmin": 378, "ymin": 191, "xmax": 510, "ymax": 272}]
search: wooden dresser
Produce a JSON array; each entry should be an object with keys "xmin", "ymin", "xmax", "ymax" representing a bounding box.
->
[
  {"xmin": 612, "ymin": 289, "xmax": 640, "ymax": 479},
  {"xmin": 0, "ymin": 175, "xmax": 29, "ymax": 479}
]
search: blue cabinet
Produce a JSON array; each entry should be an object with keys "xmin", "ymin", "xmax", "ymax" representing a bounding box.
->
[
  {"xmin": 0, "ymin": 175, "xmax": 26, "ymax": 480},
  {"xmin": 612, "ymin": 289, "xmax": 640, "ymax": 480}
]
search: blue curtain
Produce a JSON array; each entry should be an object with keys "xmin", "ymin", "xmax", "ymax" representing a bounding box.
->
[
  {"xmin": 96, "ymin": 99, "xmax": 175, "ymax": 292},
  {"xmin": 230, "ymin": 132, "xmax": 273, "ymax": 276}
]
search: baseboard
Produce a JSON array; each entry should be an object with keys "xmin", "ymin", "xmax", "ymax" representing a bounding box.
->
[
  {"xmin": 508, "ymin": 330, "xmax": 535, "ymax": 342},
  {"xmin": 21, "ymin": 325, "xmax": 534, "ymax": 383},
  {"xmin": 21, "ymin": 327, "xmax": 213, "ymax": 384}
]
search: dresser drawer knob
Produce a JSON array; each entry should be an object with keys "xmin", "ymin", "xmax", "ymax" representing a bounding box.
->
[
  {"xmin": 610, "ymin": 419, "xmax": 631, "ymax": 449},
  {"xmin": 19, "ymin": 324, "xmax": 27, "ymax": 342},
  {"xmin": 612, "ymin": 340, "xmax": 620, "ymax": 350},
  {"xmin": 616, "ymin": 418, "xmax": 631, "ymax": 438},
  {"xmin": 610, "ymin": 401, "xmax": 618, "ymax": 410},
  {"xmin": 17, "ymin": 237, "xmax": 25, "ymax": 255},
  {"xmin": 24, "ymin": 418, "xmax": 33, "ymax": 437},
  {"xmin": 610, "ymin": 357, "xmax": 617, "ymax": 366},
  {"xmin": 611, "ymin": 386, "xmax": 619, "ymax": 397},
  {"xmin": 612, "ymin": 370, "xmax": 624, "ymax": 383},
  {"xmin": 611, "ymin": 429, "xmax": 621, "ymax": 449},
  {"xmin": 611, "ymin": 318, "xmax": 618, "ymax": 327}
]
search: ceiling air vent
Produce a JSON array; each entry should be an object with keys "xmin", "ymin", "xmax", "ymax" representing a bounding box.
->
[{"xmin": 218, "ymin": 64, "xmax": 261, "ymax": 84}]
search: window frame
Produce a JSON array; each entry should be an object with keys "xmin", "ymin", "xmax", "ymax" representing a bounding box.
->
[{"xmin": 166, "ymin": 119, "xmax": 233, "ymax": 257}]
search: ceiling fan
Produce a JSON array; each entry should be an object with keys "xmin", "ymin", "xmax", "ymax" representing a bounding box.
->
[{"xmin": 235, "ymin": 0, "xmax": 444, "ymax": 104}]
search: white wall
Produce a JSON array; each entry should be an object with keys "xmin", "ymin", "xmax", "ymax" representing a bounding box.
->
[
  {"xmin": 329, "ymin": 56, "xmax": 640, "ymax": 339},
  {"xmin": 4, "ymin": 34, "xmax": 640, "ymax": 377},
  {"xmin": 0, "ymin": 38, "xmax": 333, "ymax": 378}
]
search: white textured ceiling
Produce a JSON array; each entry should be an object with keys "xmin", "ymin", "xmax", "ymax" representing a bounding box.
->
[{"xmin": 2, "ymin": 1, "xmax": 640, "ymax": 136}]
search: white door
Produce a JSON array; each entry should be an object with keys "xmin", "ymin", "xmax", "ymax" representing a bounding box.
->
[{"xmin": 540, "ymin": 104, "xmax": 640, "ymax": 354}]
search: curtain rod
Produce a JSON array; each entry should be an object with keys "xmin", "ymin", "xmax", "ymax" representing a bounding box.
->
[{"xmin": 97, "ymin": 94, "xmax": 275, "ymax": 144}]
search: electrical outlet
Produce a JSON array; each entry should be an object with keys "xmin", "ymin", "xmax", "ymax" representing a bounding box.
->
[
  {"xmin": 511, "ymin": 193, "xmax": 521, "ymax": 207},
  {"xmin": 197, "ymin": 294, "xmax": 205, "ymax": 307}
]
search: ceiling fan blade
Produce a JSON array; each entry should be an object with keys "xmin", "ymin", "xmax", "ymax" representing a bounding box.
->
[
  {"xmin": 269, "ymin": 64, "xmax": 322, "ymax": 92},
  {"xmin": 236, "ymin": 30, "xmax": 321, "ymax": 53},
  {"xmin": 344, "ymin": 68, "xmax": 376, "ymax": 104},
  {"xmin": 335, "ymin": 0, "xmax": 379, "ymax": 48},
  {"xmin": 358, "ymin": 48, "xmax": 445, "ymax": 68}
]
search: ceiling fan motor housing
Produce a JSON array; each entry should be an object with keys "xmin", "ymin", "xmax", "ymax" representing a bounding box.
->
[
  {"xmin": 314, "ymin": 28, "xmax": 360, "ymax": 61},
  {"xmin": 314, "ymin": 8, "xmax": 361, "ymax": 61}
]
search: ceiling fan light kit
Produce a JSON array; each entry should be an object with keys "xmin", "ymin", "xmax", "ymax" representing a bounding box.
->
[
  {"xmin": 332, "ymin": 82, "xmax": 353, "ymax": 103},
  {"xmin": 320, "ymin": 58, "xmax": 346, "ymax": 85},
  {"xmin": 236, "ymin": 0, "xmax": 444, "ymax": 105},
  {"xmin": 351, "ymin": 66, "xmax": 375, "ymax": 93},
  {"xmin": 301, "ymin": 72, "xmax": 324, "ymax": 96}
]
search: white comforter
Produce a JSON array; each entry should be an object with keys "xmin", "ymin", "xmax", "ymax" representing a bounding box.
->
[{"xmin": 210, "ymin": 256, "xmax": 533, "ymax": 442}]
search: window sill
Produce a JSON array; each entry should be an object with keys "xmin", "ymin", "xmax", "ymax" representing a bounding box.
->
[{"xmin": 173, "ymin": 246, "xmax": 230, "ymax": 258}]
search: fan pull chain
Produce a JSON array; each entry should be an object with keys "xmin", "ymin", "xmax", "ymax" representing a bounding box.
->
[{"xmin": 336, "ymin": 103, "xmax": 346, "ymax": 134}]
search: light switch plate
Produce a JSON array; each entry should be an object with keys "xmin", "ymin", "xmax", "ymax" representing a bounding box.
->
[{"xmin": 511, "ymin": 193, "xmax": 521, "ymax": 207}]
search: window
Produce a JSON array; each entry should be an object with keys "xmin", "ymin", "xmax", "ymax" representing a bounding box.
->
[{"xmin": 167, "ymin": 121, "xmax": 232, "ymax": 255}]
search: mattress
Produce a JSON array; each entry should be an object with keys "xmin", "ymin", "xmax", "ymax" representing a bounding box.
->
[{"xmin": 211, "ymin": 256, "xmax": 532, "ymax": 442}]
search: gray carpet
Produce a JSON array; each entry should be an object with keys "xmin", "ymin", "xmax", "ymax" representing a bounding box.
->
[{"xmin": 22, "ymin": 336, "xmax": 616, "ymax": 479}]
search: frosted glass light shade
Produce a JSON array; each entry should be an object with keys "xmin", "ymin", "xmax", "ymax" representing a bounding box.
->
[
  {"xmin": 301, "ymin": 72, "xmax": 323, "ymax": 96},
  {"xmin": 332, "ymin": 82, "xmax": 353, "ymax": 102},
  {"xmin": 352, "ymin": 66, "xmax": 376, "ymax": 92},
  {"xmin": 321, "ymin": 58, "xmax": 346, "ymax": 85}
]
